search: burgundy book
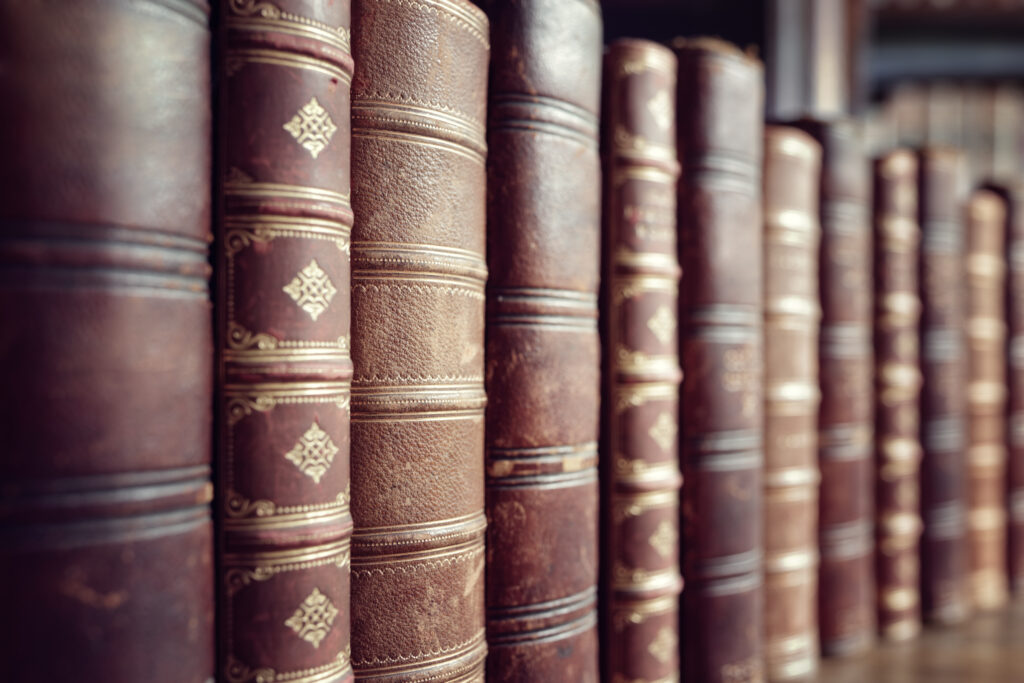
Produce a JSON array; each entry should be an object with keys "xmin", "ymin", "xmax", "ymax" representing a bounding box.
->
[
  {"xmin": 873, "ymin": 149, "xmax": 924, "ymax": 641},
  {"xmin": 484, "ymin": 1, "xmax": 603, "ymax": 680},
  {"xmin": 349, "ymin": 0, "xmax": 490, "ymax": 679},
  {"xmin": 0, "ymin": 1, "xmax": 214, "ymax": 680},
  {"xmin": 601, "ymin": 39, "xmax": 683, "ymax": 683},
  {"xmin": 1003, "ymin": 183, "xmax": 1024, "ymax": 594},
  {"xmin": 762, "ymin": 125, "xmax": 822, "ymax": 681},
  {"xmin": 675, "ymin": 38, "xmax": 765, "ymax": 683},
  {"xmin": 215, "ymin": 1, "xmax": 354, "ymax": 681}
]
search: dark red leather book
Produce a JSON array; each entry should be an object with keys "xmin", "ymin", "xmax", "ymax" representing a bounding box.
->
[
  {"xmin": 601, "ymin": 39, "xmax": 683, "ymax": 683},
  {"xmin": 872, "ymin": 149, "xmax": 924, "ymax": 642},
  {"xmin": 215, "ymin": 1, "xmax": 354, "ymax": 681},
  {"xmin": 349, "ymin": 0, "xmax": 490, "ymax": 680},
  {"xmin": 762, "ymin": 125, "xmax": 822, "ymax": 681},
  {"xmin": 675, "ymin": 38, "xmax": 765, "ymax": 683},
  {"xmin": 0, "ymin": 1, "xmax": 214, "ymax": 680},
  {"xmin": 484, "ymin": 1, "xmax": 602, "ymax": 680},
  {"xmin": 1001, "ymin": 183, "xmax": 1024, "ymax": 595}
]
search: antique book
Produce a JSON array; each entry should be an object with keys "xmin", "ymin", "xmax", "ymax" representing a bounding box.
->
[
  {"xmin": 215, "ymin": 1, "xmax": 354, "ymax": 681},
  {"xmin": 965, "ymin": 189, "xmax": 1010, "ymax": 611},
  {"xmin": 917, "ymin": 148, "xmax": 970, "ymax": 625},
  {"xmin": 1003, "ymin": 183, "xmax": 1024, "ymax": 594},
  {"xmin": 762, "ymin": 125, "xmax": 822, "ymax": 681},
  {"xmin": 601, "ymin": 39, "xmax": 683, "ymax": 683},
  {"xmin": 0, "ymin": 1, "xmax": 214, "ymax": 680},
  {"xmin": 798, "ymin": 119, "xmax": 876, "ymax": 656},
  {"xmin": 675, "ymin": 38, "xmax": 765, "ymax": 683},
  {"xmin": 484, "ymin": 1, "xmax": 602, "ymax": 680},
  {"xmin": 349, "ymin": 0, "xmax": 490, "ymax": 679},
  {"xmin": 872, "ymin": 149, "xmax": 924, "ymax": 641}
]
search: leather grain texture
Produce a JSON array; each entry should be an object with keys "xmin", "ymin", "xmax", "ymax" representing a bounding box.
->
[
  {"xmin": 215, "ymin": 1, "xmax": 355, "ymax": 681},
  {"xmin": 872, "ymin": 149, "xmax": 924, "ymax": 642},
  {"xmin": 1002, "ymin": 183, "xmax": 1024, "ymax": 595},
  {"xmin": 675, "ymin": 38, "xmax": 766, "ymax": 683},
  {"xmin": 349, "ymin": 0, "xmax": 490, "ymax": 680},
  {"xmin": 601, "ymin": 39, "xmax": 683, "ymax": 683},
  {"xmin": 484, "ymin": 1, "xmax": 603, "ymax": 680},
  {"xmin": 0, "ymin": 1, "xmax": 214, "ymax": 680},
  {"xmin": 762, "ymin": 125, "xmax": 822, "ymax": 681}
]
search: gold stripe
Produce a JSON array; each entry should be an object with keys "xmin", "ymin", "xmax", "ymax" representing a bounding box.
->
[
  {"xmin": 969, "ymin": 507, "xmax": 1007, "ymax": 530},
  {"xmin": 227, "ymin": 47, "xmax": 351, "ymax": 82},
  {"xmin": 228, "ymin": 15, "xmax": 351, "ymax": 54},
  {"xmin": 764, "ymin": 548, "xmax": 818, "ymax": 573},
  {"xmin": 353, "ymin": 127, "xmax": 484, "ymax": 165},
  {"xmin": 882, "ymin": 587, "xmax": 919, "ymax": 611},
  {"xmin": 224, "ymin": 174, "xmax": 351, "ymax": 206}
]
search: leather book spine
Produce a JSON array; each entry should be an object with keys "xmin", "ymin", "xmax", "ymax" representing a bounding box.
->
[
  {"xmin": 799, "ymin": 119, "xmax": 876, "ymax": 656},
  {"xmin": 965, "ymin": 189, "xmax": 1010, "ymax": 610},
  {"xmin": 601, "ymin": 40, "xmax": 683, "ymax": 683},
  {"xmin": 215, "ymin": 1, "xmax": 354, "ymax": 681},
  {"xmin": 0, "ymin": 2, "xmax": 214, "ymax": 681},
  {"xmin": 484, "ymin": 1, "xmax": 602, "ymax": 680},
  {"xmin": 1005, "ymin": 184, "xmax": 1024, "ymax": 594},
  {"xmin": 349, "ymin": 1, "xmax": 489, "ymax": 680},
  {"xmin": 675, "ymin": 38, "xmax": 765, "ymax": 683},
  {"xmin": 872, "ymin": 149, "xmax": 924, "ymax": 642},
  {"xmin": 762, "ymin": 125, "xmax": 822, "ymax": 681},
  {"xmin": 917, "ymin": 148, "xmax": 970, "ymax": 624}
]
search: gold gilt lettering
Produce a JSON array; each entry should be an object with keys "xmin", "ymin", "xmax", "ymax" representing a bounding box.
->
[{"xmin": 723, "ymin": 345, "xmax": 759, "ymax": 417}]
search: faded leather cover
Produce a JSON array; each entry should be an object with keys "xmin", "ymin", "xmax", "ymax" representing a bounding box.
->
[
  {"xmin": 675, "ymin": 38, "xmax": 765, "ymax": 683},
  {"xmin": 1003, "ymin": 184, "xmax": 1024, "ymax": 594},
  {"xmin": 917, "ymin": 148, "xmax": 970, "ymax": 625},
  {"xmin": 484, "ymin": 1, "xmax": 602, "ymax": 680},
  {"xmin": 215, "ymin": 1, "xmax": 354, "ymax": 681},
  {"xmin": 798, "ymin": 119, "xmax": 876, "ymax": 656},
  {"xmin": 965, "ymin": 189, "xmax": 1009, "ymax": 611},
  {"xmin": 349, "ymin": 0, "xmax": 489, "ymax": 680},
  {"xmin": 872, "ymin": 150, "xmax": 923, "ymax": 641},
  {"xmin": 601, "ymin": 39, "xmax": 683, "ymax": 683},
  {"xmin": 762, "ymin": 125, "xmax": 822, "ymax": 681},
  {"xmin": 0, "ymin": 1, "xmax": 214, "ymax": 680}
]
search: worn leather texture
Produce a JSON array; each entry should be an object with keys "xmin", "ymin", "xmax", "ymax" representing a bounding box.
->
[
  {"xmin": 762, "ymin": 125, "xmax": 822, "ymax": 681},
  {"xmin": 349, "ymin": 0, "xmax": 489, "ymax": 680},
  {"xmin": 0, "ymin": 1, "xmax": 214, "ymax": 681},
  {"xmin": 917, "ymin": 148, "xmax": 970, "ymax": 625},
  {"xmin": 215, "ymin": 1, "xmax": 355, "ymax": 681},
  {"xmin": 601, "ymin": 39, "xmax": 683, "ymax": 683},
  {"xmin": 675, "ymin": 38, "xmax": 765, "ymax": 683},
  {"xmin": 483, "ymin": 1, "xmax": 602, "ymax": 681},
  {"xmin": 1001, "ymin": 183, "xmax": 1024, "ymax": 595},
  {"xmin": 797, "ymin": 119, "xmax": 877, "ymax": 656},
  {"xmin": 965, "ymin": 189, "xmax": 1010, "ymax": 611},
  {"xmin": 872, "ymin": 149, "xmax": 924, "ymax": 642}
]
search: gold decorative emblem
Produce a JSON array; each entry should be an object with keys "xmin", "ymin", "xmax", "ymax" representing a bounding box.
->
[
  {"xmin": 648, "ymin": 412, "xmax": 677, "ymax": 452},
  {"xmin": 283, "ymin": 259, "xmax": 337, "ymax": 320},
  {"xmin": 648, "ymin": 626, "xmax": 677, "ymax": 664},
  {"xmin": 284, "ymin": 422, "xmax": 338, "ymax": 484},
  {"xmin": 647, "ymin": 90, "xmax": 672, "ymax": 131},
  {"xmin": 647, "ymin": 305, "xmax": 676, "ymax": 344},
  {"xmin": 648, "ymin": 519, "xmax": 677, "ymax": 558},
  {"xmin": 285, "ymin": 587, "xmax": 338, "ymax": 649},
  {"xmin": 283, "ymin": 97, "xmax": 337, "ymax": 159}
]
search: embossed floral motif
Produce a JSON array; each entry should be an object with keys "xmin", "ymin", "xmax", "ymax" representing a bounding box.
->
[
  {"xmin": 648, "ymin": 519, "xmax": 677, "ymax": 559},
  {"xmin": 646, "ymin": 305, "xmax": 676, "ymax": 344},
  {"xmin": 648, "ymin": 626, "xmax": 677, "ymax": 664},
  {"xmin": 283, "ymin": 259, "xmax": 337, "ymax": 321},
  {"xmin": 283, "ymin": 97, "xmax": 337, "ymax": 159},
  {"xmin": 647, "ymin": 90, "xmax": 672, "ymax": 131},
  {"xmin": 284, "ymin": 422, "xmax": 338, "ymax": 484},
  {"xmin": 648, "ymin": 412, "xmax": 677, "ymax": 452},
  {"xmin": 285, "ymin": 588, "xmax": 338, "ymax": 648}
]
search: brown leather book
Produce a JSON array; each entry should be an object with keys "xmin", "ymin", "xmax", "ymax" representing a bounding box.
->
[
  {"xmin": 0, "ymin": 2, "xmax": 214, "ymax": 680},
  {"xmin": 965, "ymin": 189, "xmax": 1010, "ymax": 611},
  {"xmin": 798, "ymin": 119, "xmax": 876, "ymax": 657},
  {"xmin": 215, "ymin": 2, "xmax": 354, "ymax": 681},
  {"xmin": 675, "ymin": 38, "xmax": 765, "ymax": 683},
  {"xmin": 872, "ymin": 149, "xmax": 924, "ymax": 642},
  {"xmin": 601, "ymin": 39, "xmax": 683, "ymax": 683},
  {"xmin": 1001, "ymin": 183, "xmax": 1024, "ymax": 595},
  {"xmin": 762, "ymin": 125, "xmax": 822, "ymax": 681},
  {"xmin": 484, "ymin": 1, "xmax": 602, "ymax": 680},
  {"xmin": 917, "ymin": 148, "xmax": 970, "ymax": 625},
  {"xmin": 349, "ymin": 1, "xmax": 489, "ymax": 679}
]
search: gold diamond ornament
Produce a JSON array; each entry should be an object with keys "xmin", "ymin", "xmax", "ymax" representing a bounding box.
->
[
  {"xmin": 283, "ymin": 96, "xmax": 337, "ymax": 159},
  {"xmin": 648, "ymin": 519, "xmax": 677, "ymax": 559},
  {"xmin": 647, "ymin": 90, "xmax": 672, "ymax": 131},
  {"xmin": 285, "ymin": 588, "xmax": 338, "ymax": 648},
  {"xmin": 284, "ymin": 422, "xmax": 339, "ymax": 484},
  {"xmin": 647, "ymin": 305, "xmax": 677, "ymax": 344},
  {"xmin": 648, "ymin": 412, "xmax": 677, "ymax": 452},
  {"xmin": 283, "ymin": 259, "xmax": 337, "ymax": 321},
  {"xmin": 648, "ymin": 626, "xmax": 677, "ymax": 664}
]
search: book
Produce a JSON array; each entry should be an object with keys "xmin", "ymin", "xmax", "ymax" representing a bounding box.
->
[
  {"xmin": 0, "ymin": 1, "xmax": 215, "ymax": 680},
  {"xmin": 762, "ymin": 124, "xmax": 822, "ymax": 681},
  {"xmin": 675, "ymin": 37, "xmax": 765, "ymax": 683},
  {"xmin": 484, "ymin": 0, "xmax": 603, "ymax": 679},
  {"xmin": 349, "ymin": 0, "xmax": 490, "ymax": 679},
  {"xmin": 214, "ymin": 1, "xmax": 354, "ymax": 681},
  {"xmin": 1003, "ymin": 183, "xmax": 1024, "ymax": 594},
  {"xmin": 601, "ymin": 38, "xmax": 683, "ymax": 683}
]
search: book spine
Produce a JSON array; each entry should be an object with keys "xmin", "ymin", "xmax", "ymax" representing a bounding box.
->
[
  {"xmin": 918, "ymin": 148, "xmax": 970, "ymax": 624},
  {"xmin": 484, "ymin": 1, "xmax": 603, "ymax": 679},
  {"xmin": 762, "ymin": 125, "xmax": 822, "ymax": 681},
  {"xmin": 1007, "ymin": 185, "xmax": 1024, "ymax": 594},
  {"xmin": 0, "ymin": 1, "xmax": 214, "ymax": 680},
  {"xmin": 675, "ymin": 39, "xmax": 765, "ymax": 683},
  {"xmin": 215, "ymin": 1, "xmax": 354, "ymax": 681},
  {"xmin": 873, "ymin": 149, "xmax": 924, "ymax": 642},
  {"xmin": 349, "ymin": 0, "xmax": 490, "ymax": 679},
  {"xmin": 965, "ymin": 189, "xmax": 1010, "ymax": 610},
  {"xmin": 601, "ymin": 39, "xmax": 683, "ymax": 683}
]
